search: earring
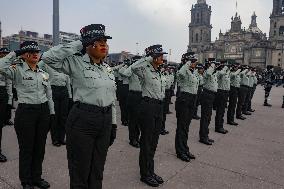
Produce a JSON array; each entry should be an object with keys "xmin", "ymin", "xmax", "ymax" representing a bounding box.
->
[{"xmin": 27, "ymin": 55, "xmax": 30, "ymax": 58}]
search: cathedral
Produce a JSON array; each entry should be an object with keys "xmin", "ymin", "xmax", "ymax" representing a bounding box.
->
[{"xmin": 188, "ymin": 0, "xmax": 284, "ymax": 68}]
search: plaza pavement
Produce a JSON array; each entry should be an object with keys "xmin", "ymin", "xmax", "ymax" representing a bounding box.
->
[{"xmin": 0, "ymin": 86, "xmax": 283, "ymax": 189}]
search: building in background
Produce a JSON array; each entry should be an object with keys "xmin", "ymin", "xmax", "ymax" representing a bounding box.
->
[
  {"xmin": 188, "ymin": 0, "xmax": 284, "ymax": 68},
  {"xmin": 1, "ymin": 27, "xmax": 80, "ymax": 51}
]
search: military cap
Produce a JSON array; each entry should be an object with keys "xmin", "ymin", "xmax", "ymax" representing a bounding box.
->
[
  {"xmin": 181, "ymin": 52, "xmax": 198, "ymax": 63},
  {"xmin": 80, "ymin": 24, "xmax": 112, "ymax": 40},
  {"xmin": 0, "ymin": 48, "xmax": 10, "ymax": 54},
  {"xmin": 17, "ymin": 41, "xmax": 41, "ymax": 55},
  {"xmin": 196, "ymin": 63, "xmax": 204, "ymax": 69},
  {"xmin": 145, "ymin": 45, "xmax": 167, "ymax": 57}
]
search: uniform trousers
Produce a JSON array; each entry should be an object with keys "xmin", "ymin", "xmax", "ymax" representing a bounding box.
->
[
  {"xmin": 14, "ymin": 102, "xmax": 50, "ymax": 185},
  {"xmin": 66, "ymin": 103, "xmax": 112, "ymax": 189},
  {"xmin": 139, "ymin": 97, "xmax": 163, "ymax": 178},
  {"xmin": 243, "ymin": 87, "xmax": 253, "ymax": 113},
  {"xmin": 199, "ymin": 89, "xmax": 216, "ymax": 140},
  {"xmin": 227, "ymin": 86, "xmax": 239, "ymax": 123},
  {"xmin": 119, "ymin": 84, "xmax": 129, "ymax": 124},
  {"xmin": 0, "ymin": 86, "xmax": 8, "ymax": 153},
  {"xmin": 50, "ymin": 86, "xmax": 69, "ymax": 143},
  {"xmin": 175, "ymin": 92, "xmax": 197, "ymax": 156},
  {"xmin": 215, "ymin": 89, "xmax": 229, "ymax": 130},
  {"xmin": 127, "ymin": 91, "xmax": 142, "ymax": 142},
  {"xmin": 248, "ymin": 84, "xmax": 257, "ymax": 110},
  {"xmin": 236, "ymin": 85, "xmax": 249, "ymax": 117},
  {"xmin": 194, "ymin": 86, "xmax": 203, "ymax": 117}
]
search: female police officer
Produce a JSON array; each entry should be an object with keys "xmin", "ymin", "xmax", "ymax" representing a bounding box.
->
[
  {"xmin": 130, "ymin": 45, "xmax": 167, "ymax": 187},
  {"xmin": 41, "ymin": 24, "xmax": 117, "ymax": 189},
  {"xmin": 175, "ymin": 52, "xmax": 198, "ymax": 162},
  {"xmin": 0, "ymin": 41, "xmax": 54, "ymax": 189}
]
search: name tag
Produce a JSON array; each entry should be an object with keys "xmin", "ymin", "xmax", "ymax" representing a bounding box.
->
[{"xmin": 23, "ymin": 77, "xmax": 34, "ymax": 80}]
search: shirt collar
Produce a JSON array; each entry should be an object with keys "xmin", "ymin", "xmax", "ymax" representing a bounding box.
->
[
  {"xmin": 83, "ymin": 54, "xmax": 104, "ymax": 68},
  {"xmin": 22, "ymin": 61, "xmax": 40, "ymax": 72}
]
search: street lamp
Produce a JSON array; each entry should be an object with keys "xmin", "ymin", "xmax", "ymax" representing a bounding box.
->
[{"xmin": 136, "ymin": 42, "xmax": 139, "ymax": 55}]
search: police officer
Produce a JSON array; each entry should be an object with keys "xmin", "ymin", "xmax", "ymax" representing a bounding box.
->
[
  {"xmin": 236, "ymin": 66, "xmax": 250, "ymax": 120},
  {"xmin": 227, "ymin": 64, "xmax": 241, "ymax": 126},
  {"xmin": 161, "ymin": 66, "xmax": 171, "ymax": 135},
  {"xmin": 0, "ymin": 47, "xmax": 11, "ymax": 163},
  {"xmin": 118, "ymin": 60, "xmax": 130, "ymax": 126},
  {"xmin": 175, "ymin": 52, "xmax": 198, "ymax": 162},
  {"xmin": 214, "ymin": 60, "xmax": 230, "ymax": 134},
  {"xmin": 263, "ymin": 65, "xmax": 275, "ymax": 107},
  {"xmin": 120, "ymin": 55, "xmax": 142, "ymax": 148},
  {"xmin": 0, "ymin": 41, "xmax": 54, "ymax": 189},
  {"xmin": 247, "ymin": 68, "xmax": 257, "ymax": 112},
  {"xmin": 42, "ymin": 24, "xmax": 117, "ymax": 189},
  {"xmin": 38, "ymin": 62, "xmax": 72, "ymax": 147},
  {"xmin": 199, "ymin": 58, "xmax": 218, "ymax": 145},
  {"xmin": 193, "ymin": 63, "xmax": 204, "ymax": 120},
  {"xmin": 131, "ymin": 45, "xmax": 166, "ymax": 187},
  {"xmin": 282, "ymin": 96, "xmax": 284, "ymax": 108}
]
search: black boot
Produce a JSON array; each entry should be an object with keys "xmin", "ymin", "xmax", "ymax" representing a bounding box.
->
[{"xmin": 264, "ymin": 99, "xmax": 272, "ymax": 107}]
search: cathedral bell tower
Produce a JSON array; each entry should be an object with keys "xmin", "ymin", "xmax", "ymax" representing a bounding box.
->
[
  {"xmin": 188, "ymin": 0, "xmax": 212, "ymax": 53},
  {"xmin": 269, "ymin": 0, "xmax": 284, "ymax": 40}
]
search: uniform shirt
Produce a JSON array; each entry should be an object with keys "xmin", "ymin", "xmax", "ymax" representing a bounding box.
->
[
  {"xmin": 240, "ymin": 70, "xmax": 251, "ymax": 86},
  {"xmin": 176, "ymin": 62, "xmax": 199, "ymax": 94},
  {"xmin": 248, "ymin": 75, "xmax": 254, "ymax": 88},
  {"xmin": 0, "ymin": 52, "xmax": 55, "ymax": 114},
  {"xmin": 230, "ymin": 69, "xmax": 241, "ymax": 88},
  {"xmin": 217, "ymin": 66, "xmax": 230, "ymax": 91},
  {"xmin": 112, "ymin": 64, "xmax": 124, "ymax": 81},
  {"xmin": 0, "ymin": 73, "xmax": 13, "ymax": 104},
  {"xmin": 119, "ymin": 65, "xmax": 130, "ymax": 85},
  {"xmin": 6, "ymin": 78, "xmax": 13, "ymax": 105},
  {"xmin": 38, "ymin": 62, "xmax": 72, "ymax": 98},
  {"xmin": 203, "ymin": 66, "xmax": 218, "ymax": 92},
  {"xmin": 120, "ymin": 63, "xmax": 142, "ymax": 92},
  {"xmin": 196, "ymin": 72, "xmax": 204, "ymax": 86},
  {"xmin": 253, "ymin": 74, "xmax": 258, "ymax": 86},
  {"xmin": 41, "ymin": 40, "xmax": 117, "ymax": 124},
  {"xmin": 164, "ymin": 73, "xmax": 173, "ymax": 90},
  {"xmin": 0, "ymin": 72, "xmax": 7, "ymax": 86},
  {"xmin": 131, "ymin": 57, "xmax": 165, "ymax": 101}
]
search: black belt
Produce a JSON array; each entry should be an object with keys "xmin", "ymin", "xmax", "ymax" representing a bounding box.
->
[
  {"xmin": 129, "ymin": 90, "xmax": 142, "ymax": 95},
  {"xmin": 75, "ymin": 102, "xmax": 111, "ymax": 113},
  {"xmin": 203, "ymin": 88, "xmax": 217, "ymax": 95},
  {"xmin": 217, "ymin": 89, "xmax": 229, "ymax": 93},
  {"xmin": 18, "ymin": 102, "xmax": 48, "ymax": 109},
  {"xmin": 240, "ymin": 85, "xmax": 250, "ymax": 88},
  {"xmin": 51, "ymin": 85, "xmax": 67, "ymax": 89},
  {"xmin": 142, "ymin": 97, "xmax": 163, "ymax": 104},
  {"xmin": 180, "ymin": 91, "xmax": 197, "ymax": 96}
]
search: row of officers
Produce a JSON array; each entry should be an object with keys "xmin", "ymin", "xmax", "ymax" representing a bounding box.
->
[{"xmin": 0, "ymin": 24, "xmax": 259, "ymax": 189}]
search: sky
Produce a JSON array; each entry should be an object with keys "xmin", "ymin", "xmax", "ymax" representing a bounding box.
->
[{"xmin": 0, "ymin": 0, "xmax": 272, "ymax": 62}]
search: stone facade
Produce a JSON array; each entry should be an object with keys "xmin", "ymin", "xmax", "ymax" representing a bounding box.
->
[{"xmin": 188, "ymin": 0, "xmax": 284, "ymax": 69}]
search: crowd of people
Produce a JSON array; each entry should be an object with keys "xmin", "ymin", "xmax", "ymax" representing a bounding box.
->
[{"xmin": 0, "ymin": 24, "xmax": 283, "ymax": 189}]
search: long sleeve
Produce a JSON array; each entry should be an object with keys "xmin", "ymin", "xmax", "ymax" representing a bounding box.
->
[
  {"xmin": 6, "ymin": 78, "xmax": 13, "ymax": 105},
  {"xmin": 120, "ymin": 65, "xmax": 133, "ymax": 78},
  {"xmin": 177, "ymin": 63, "xmax": 188, "ymax": 80},
  {"xmin": 112, "ymin": 101, "xmax": 117, "ymax": 125},
  {"xmin": 0, "ymin": 52, "xmax": 17, "ymax": 80},
  {"xmin": 41, "ymin": 40, "xmax": 83, "ymax": 75},
  {"xmin": 66, "ymin": 75, "xmax": 72, "ymax": 98},
  {"xmin": 131, "ymin": 57, "xmax": 153, "ymax": 79},
  {"xmin": 45, "ymin": 77, "xmax": 55, "ymax": 115}
]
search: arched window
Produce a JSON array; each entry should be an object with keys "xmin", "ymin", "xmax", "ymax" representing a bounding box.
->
[
  {"xmin": 274, "ymin": 22, "xmax": 277, "ymax": 28},
  {"xmin": 279, "ymin": 26, "xmax": 284, "ymax": 35},
  {"xmin": 196, "ymin": 33, "xmax": 199, "ymax": 43}
]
